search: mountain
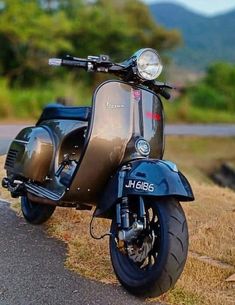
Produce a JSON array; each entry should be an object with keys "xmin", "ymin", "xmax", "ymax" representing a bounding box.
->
[{"xmin": 149, "ymin": 2, "xmax": 235, "ymax": 70}]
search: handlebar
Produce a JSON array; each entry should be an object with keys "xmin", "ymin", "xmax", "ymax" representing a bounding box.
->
[{"xmin": 49, "ymin": 55, "xmax": 173, "ymax": 100}]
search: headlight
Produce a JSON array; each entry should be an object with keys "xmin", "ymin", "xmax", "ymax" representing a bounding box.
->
[{"xmin": 136, "ymin": 48, "xmax": 163, "ymax": 81}]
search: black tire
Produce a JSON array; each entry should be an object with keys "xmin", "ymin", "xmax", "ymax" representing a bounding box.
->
[
  {"xmin": 21, "ymin": 196, "xmax": 56, "ymax": 225},
  {"xmin": 110, "ymin": 197, "xmax": 188, "ymax": 297}
]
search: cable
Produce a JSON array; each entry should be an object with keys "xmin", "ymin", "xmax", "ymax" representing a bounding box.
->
[{"xmin": 89, "ymin": 212, "xmax": 112, "ymax": 240}]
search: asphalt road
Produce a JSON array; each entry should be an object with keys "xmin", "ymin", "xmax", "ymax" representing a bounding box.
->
[
  {"xmin": 0, "ymin": 140, "xmax": 10, "ymax": 156},
  {"xmin": 166, "ymin": 124, "xmax": 235, "ymax": 137},
  {"xmin": 0, "ymin": 201, "xmax": 153, "ymax": 305}
]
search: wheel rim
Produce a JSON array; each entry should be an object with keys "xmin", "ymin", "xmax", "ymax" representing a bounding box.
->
[{"xmin": 112, "ymin": 202, "xmax": 162, "ymax": 273}]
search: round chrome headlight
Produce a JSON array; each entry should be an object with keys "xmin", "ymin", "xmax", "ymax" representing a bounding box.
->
[{"xmin": 136, "ymin": 48, "xmax": 163, "ymax": 81}]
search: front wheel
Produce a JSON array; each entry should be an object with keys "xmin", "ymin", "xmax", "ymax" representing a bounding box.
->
[
  {"xmin": 110, "ymin": 197, "xmax": 188, "ymax": 297},
  {"xmin": 21, "ymin": 196, "xmax": 56, "ymax": 225}
]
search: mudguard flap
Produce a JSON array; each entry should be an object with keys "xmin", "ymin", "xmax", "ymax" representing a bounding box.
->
[{"xmin": 95, "ymin": 159, "xmax": 194, "ymax": 218}]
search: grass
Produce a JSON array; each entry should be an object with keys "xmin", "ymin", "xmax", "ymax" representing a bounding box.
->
[
  {"xmin": 165, "ymin": 136, "xmax": 235, "ymax": 181},
  {"xmin": 164, "ymin": 97, "xmax": 235, "ymax": 123},
  {"xmin": 0, "ymin": 76, "xmax": 91, "ymax": 120},
  {"xmin": 1, "ymin": 136, "xmax": 235, "ymax": 305}
]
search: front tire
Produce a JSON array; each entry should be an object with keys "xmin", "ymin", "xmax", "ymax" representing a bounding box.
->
[
  {"xmin": 110, "ymin": 198, "xmax": 188, "ymax": 297},
  {"xmin": 21, "ymin": 196, "xmax": 56, "ymax": 225}
]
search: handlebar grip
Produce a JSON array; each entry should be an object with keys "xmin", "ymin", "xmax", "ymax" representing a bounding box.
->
[
  {"xmin": 160, "ymin": 89, "xmax": 171, "ymax": 100},
  {"xmin": 48, "ymin": 58, "xmax": 62, "ymax": 66},
  {"xmin": 61, "ymin": 59, "xmax": 85, "ymax": 67},
  {"xmin": 48, "ymin": 58, "xmax": 87, "ymax": 69}
]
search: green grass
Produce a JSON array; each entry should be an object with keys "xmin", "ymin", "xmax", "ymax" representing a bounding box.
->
[
  {"xmin": 0, "ymin": 77, "xmax": 91, "ymax": 119},
  {"xmin": 164, "ymin": 97, "xmax": 235, "ymax": 123}
]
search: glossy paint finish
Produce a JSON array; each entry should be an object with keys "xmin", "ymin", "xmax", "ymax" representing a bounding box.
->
[
  {"xmin": 65, "ymin": 81, "xmax": 164, "ymax": 202},
  {"xmin": 39, "ymin": 119, "xmax": 87, "ymax": 165},
  {"xmin": 122, "ymin": 86, "xmax": 164, "ymax": 163},
  {"xmin": 95, "ymin": 159, "xmax": 194, "ymax": 218},
  {"xmin": 5, "ymin": 127, "xmax": 53, "ymax": 182},
  {"xmin": 123, "ymin": 159, "xmax": 194, "ymax": 200}
]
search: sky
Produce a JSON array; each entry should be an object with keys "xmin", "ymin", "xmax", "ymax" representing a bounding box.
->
[{"xmin": 143, "ymin": 0, "xmax": 235, "ymax": 16}]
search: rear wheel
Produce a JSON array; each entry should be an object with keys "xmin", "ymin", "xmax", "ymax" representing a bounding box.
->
[
  {"xmin": 110, "ymin": 197, "xmax": 188, "ymax": 297},
  {"xmin": 21, "ymin": 196, "xmax": 56, "ymax": 225}
]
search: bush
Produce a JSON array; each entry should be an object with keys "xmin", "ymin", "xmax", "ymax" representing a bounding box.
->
[
  {"xmin": 165, "ymin": 62, "xmax": 235, "ymax": 122},
  {"xmin": 189, "ymin": 84, "xmax": 227, "ymax": 111}
]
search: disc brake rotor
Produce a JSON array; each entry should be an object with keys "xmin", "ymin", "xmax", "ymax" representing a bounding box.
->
[{"xmin": 127, "ymin": 231, "xmax": 155, "ymax": 263}]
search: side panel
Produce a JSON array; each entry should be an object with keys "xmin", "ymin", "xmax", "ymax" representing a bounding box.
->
[
  {"xmin": 5, "ymin": 127, "xmax": 53, "ymax": 182},
  {"xmin": 5, "ymin": 120, "xmax": 87, "ymax": 186}
]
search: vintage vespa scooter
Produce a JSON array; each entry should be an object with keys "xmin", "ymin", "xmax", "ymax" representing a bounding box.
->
[{"xmin": 2, "ymin": 49, "xmax": 194, "ymax": 297}]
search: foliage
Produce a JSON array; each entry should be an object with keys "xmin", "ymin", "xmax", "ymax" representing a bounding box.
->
[
  {"xmin": 0, "ymin": 0, "xmax": 73, "ymax": 85},
  {"xmin": 189, "ymin": 84, "xmax": 226, "ymax": 111},
  {"xmin": 164, "ymin": 62, "xmax": 235, "ymax": 123},
  {"xmin": 189, "ymin": 62, "xmax": 235, "ymax": 112},
  {"xmin": 0, "ymin": 0, "xmax": 180, "ymax": 86}
]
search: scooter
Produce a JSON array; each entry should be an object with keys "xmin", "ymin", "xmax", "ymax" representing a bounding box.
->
[{"xmin": 2, "ymin": 48, "xmax": 194, "ymax": 297}]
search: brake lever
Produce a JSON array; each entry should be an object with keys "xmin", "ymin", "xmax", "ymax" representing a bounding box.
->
[
  {"xmin": 154, "ymin": 81, "xmax": 175, "ymax": 90},
  {"xmin": 87, "ymin": 55, "xmax": 112, "ymax": 65},
  {"xmin": 158, "ymin": 88, "xmax": 171, "ymax": 100},
  {"xmin": 64, "ymin": 55, "xmax": 89, "ymax": 62}
]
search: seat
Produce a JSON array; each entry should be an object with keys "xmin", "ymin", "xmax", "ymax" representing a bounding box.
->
[{"xmin": 37, "ymin": 104, "xmax": 91, "ymax": 124}]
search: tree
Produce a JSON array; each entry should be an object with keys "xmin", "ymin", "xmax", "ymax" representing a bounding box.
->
[
  {"xmin": 0, "ymin": 0, "xmax": 72, "ymax": 85},
  {"xmin": 67, "ymin": 0, "xmax": 180, "ymax": 60},
  {"xmin": 0, "ymin": 0, "xmax": 181, "ymax": 85}
]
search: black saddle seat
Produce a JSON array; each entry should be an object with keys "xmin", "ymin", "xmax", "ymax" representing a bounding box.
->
[{"xmin": 37, "ymin": 104, "xmax": 91, "ymax": 124}]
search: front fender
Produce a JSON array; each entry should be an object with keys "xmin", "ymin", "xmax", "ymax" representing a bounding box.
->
[
  {"xmin": 95, "ymin": 159, "xmax": 194, "ymax": 218},
  {"xmin": 123, "ymin": 159, "xmax": 194, "ymax": 199}
]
